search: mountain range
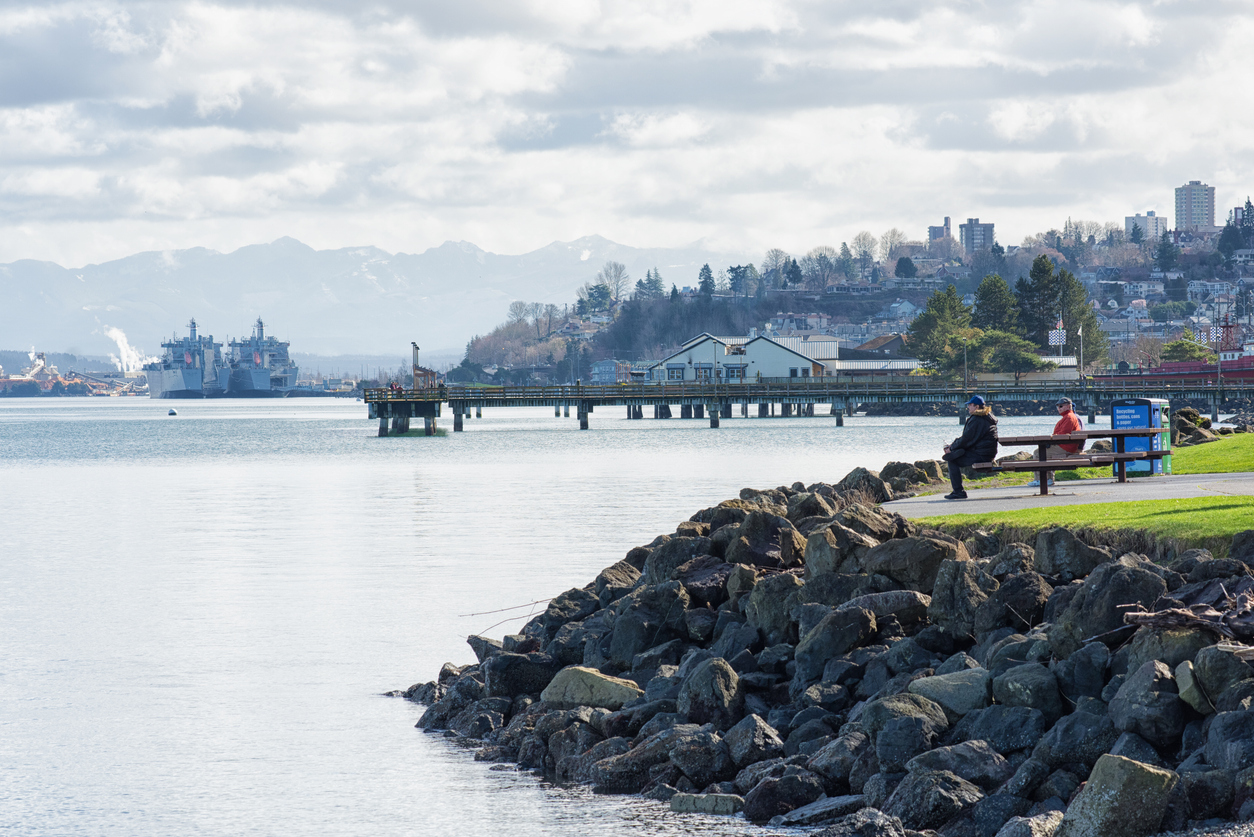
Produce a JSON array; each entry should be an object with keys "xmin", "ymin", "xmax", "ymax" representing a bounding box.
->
[{"xmin": 0, "ymin": 235, "xmax": 748, "ymax": 362}]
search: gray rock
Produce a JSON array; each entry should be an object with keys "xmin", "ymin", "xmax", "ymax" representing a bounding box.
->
[
  {"xmin": 929, "ymin": 559, "xmax": 1000, "ymax": 637},
  {"xmin": 745, "ymin": 573, "xmax": 805, "ymax": 644},
  {"xmin": 882, "ymin": 768, "xmax": 985, "ymax": 830},
  {"xmin": 540, "ymin": 666, "xmax": 645, "ymax": 710},
  {"xmin": 1047, "ymin": 562, "xmax": 1167, "ymax": 659},
  {"xmin": 974, "ymin": 572, "xmax": 1053, "ymax": 635},
  {"xmin": 1108, "ymin": 732, "xmax": 1166, "ymax": 768},
  {"xmin": 1054, "ymin": 754, "xmax": 1178, "ymax": 837},
  {"xmin": 677, "ymin": 658, "xmax": 744, "ymax": 731},
  {"xmin": 811, "ymin": 808, "xmax": 907, "ymax": 837},
  {"xmin": 541, "ymin": 587, "xmax": 602, "ymax": 639},
  {"xmin": 962, "ymin": 793, "xmax": 1033, "ymax": 837},
  {"xmin": 1205, "ymin": 709, "xmax": 1254, "ymax": 770},
  {"xmin": 770, "ymin": 793, "xmax": 866, "ymax": 826},
  {"xmin": 837, "ymin": 467, "xmax": 894, "ymax": 505},
  {"xmin": 482, "ymin": 652, "xmax": 562, "ymax": 698},
  {"xmin": 862, "ymin": 692, "xmax": 950, "ymax": 739},
  {"xmin": 786, "ymin": 718, "xmax": 837, "ymax": 757},
  {"xmin": 795, "ymin": 607, "xmax": 877, "ymax": 682},
  {"xmin": 876, "ymin": 714, "xmax": 935, "ymax": 773},
  {"xmin": 1033, "ymin": 769, "xmax": 1080, "ymax": 804},
  {"xmin": 1002, "ymin": 757, "xmax": 1051, "ymax": 799},
  {"xmin": 1123, "ymin": 627, "xmax": 1213, "ymax": 673},
  {"xmin": 742, "ymin": 768, "xmax": 826, "ymax": 823},
  {"xmin": 724, "ymin": 713, "xmax": 785, "ymax": 768},
  {"xmin": 989, "ymin": 543, "xmax": 1036, "ymax": 579},
  {"xmin": 806, "ymin": 523, "xmax": 880, "ymax": 577},
  {"xmin": 1194, "ymin": 644, "xmax": 1254, "ymax": 699},
  {"xmin": 937, "ymin": 652, "xmax": 981, "ymax": 675},
  {"xmin": 863, "ymin": 535, "xmax": 970, "ymax": 594},
  {"xmin": 906, "ymin": 740, "xmax": 1013, "ymax": 790},
  {"xmin": 1107, "ymin": 660, "xmax": 1185, "ymax": 750},
  {"xmin": 1180, "ymin": 769, "xmax": 1235, "ymax": 820},
  {"xmin": 669, "ymin": 792, "xmax": 744, "ymax": 815},
  {"xmin": 884, "ymin": 637, "xmax": 934, "ymax": 675},
  {"xmin": 862, "ymin": 771, "xmax": 905, "ymax": 809},
  {"xmin": 554, "ymin": 735, "xmax": 631, "ymax": 783},
  {"xmin": 595, "ymin": 559, "xmax": 641, "ymax": 604},
  {"xmin": 589, "ymin": 723, "xmax": 701, "ymax": 792},
  {"xmin": 1175, "ymin": 660, "xmax": 1214, "ymax": 714},
  {"xmin": 607, "ymin": 582, "xmax": 691, "ymax": 668},
  {"xmin": 994, "ymin": 811, "xmax": 1064, "ymax": 837},
  {"xmin": 1049, "ymin": 642, "xmax": 1109, "ymax": 702},
  {"xmin": 837, "ymin": 590, "xmax": 932, "ymax": 625},
  {"xmin": 467, "ymin": 635, "xmax": 503, "ymax": 663},
  {"xmin": 807, "ymin": 730, "xmax": 871, "ymax": 782},
  {"xmin": 1032, "ymin": 711, "xmax": 1120, "ymax": 769},
  {"xmin": 670, "ymin": 728, "xmax": 736, "ymax": 787},
  {"xmin": 908, "ymin": 668, "xmax": 993, "ymax": 717},
  {"xmin": 726, "ymin": 511, "xmax": 805, "ymax": 569},
  {"xmin": 547, "ymin": 720, "xmax": 604, "ymax": 767},
  {"xmin": 992, "ymin": 664, "xmax": 1064, "ymax": 725},
  {"xmin": 957, "ymin": 705, "xmax": 1048, "ymax": 754},
  {"xmin": 1033, "ymin": 528, "xmax": 1113, "ymax": 582},
  {"xmin": 642, "ymin": 536, "xmax": 715, "ymax": 585},
  {"xmin": 836, "ymin": 503, "xmax": 913, "ymax": 542}
]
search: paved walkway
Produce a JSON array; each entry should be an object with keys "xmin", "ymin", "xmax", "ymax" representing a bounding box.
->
[{"xmin": 884, "ymin": 472, "xmax": 1254, "ymax": 519}]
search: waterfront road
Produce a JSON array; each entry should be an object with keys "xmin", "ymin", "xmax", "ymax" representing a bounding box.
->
[{"xmin": 884, "ymin": 472, "xmax": 1254, "ymax": 519}]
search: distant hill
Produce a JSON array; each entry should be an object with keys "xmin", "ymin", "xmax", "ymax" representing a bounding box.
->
[{"xmin": 0, "ymin": 235, "xmax": 748, "ymax": 358}]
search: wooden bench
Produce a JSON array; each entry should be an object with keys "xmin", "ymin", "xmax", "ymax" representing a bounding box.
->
[{"xmin": 969, "ymin": 427, "xmax": 1169, "ymax": 496}]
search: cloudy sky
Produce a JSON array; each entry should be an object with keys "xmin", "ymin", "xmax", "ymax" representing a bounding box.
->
[{"xmin": 1, "ymin": 0, "xmax": 1252, "ymax": 267}]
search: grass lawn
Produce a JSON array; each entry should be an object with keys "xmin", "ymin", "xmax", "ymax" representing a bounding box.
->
[{"xmin": 916, "ymin": 432, "xmax": 1254, "ymax": 556}]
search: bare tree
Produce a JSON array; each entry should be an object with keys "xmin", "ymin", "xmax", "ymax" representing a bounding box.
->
[
  {"xmin": 760, "ymin": 248, "xmax": 791, "ymax": 286},
  {"xmin": 927, "ymin": 235, "xmax": 961, "ymax": 261},
  {"xmin": 879, "ymin": 228, "xmax": 907, "ymax": 263},
  {"xmin": 507, "ymin": 300, "xmax": 530, "ymax": 324},
  {"xmin": 800, "ymin": 246, "xmax": 840, "ymax": 290},
  {"xmin": 543, "ymin": 303, "xmax": 560, "ymax": 336},
  {"xmin": 526, "ymin": 302, "xmax": 545, "ymax": 339},
  {"xmin": 851, "ymin": 231, "xmax": 877, "ymax": 278},
  {"xmin": 597, "ymin": 261, "xmax": 630, "ymax": 301}
]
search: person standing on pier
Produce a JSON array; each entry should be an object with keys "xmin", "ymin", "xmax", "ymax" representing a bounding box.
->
[{"xmin": 941, "ymin": 395, "xmax": 999, "ymax": 500}]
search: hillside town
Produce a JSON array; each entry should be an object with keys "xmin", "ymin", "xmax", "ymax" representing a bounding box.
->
[{"xmin": 453, "ymin": 181, "xmax": 1254, "ymax": 388}]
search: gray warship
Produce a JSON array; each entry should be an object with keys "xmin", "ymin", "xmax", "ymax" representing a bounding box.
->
[
  {"xmin": 143, "ymin": 319, "xmax": 229, "ymax": 398},
  {"xmin": 226, "ymin": 318, "xmax": 299, "ymax": 396}
]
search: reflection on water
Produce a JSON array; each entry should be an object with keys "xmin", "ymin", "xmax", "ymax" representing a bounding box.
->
[{"xmin": 0, "ymin": 399, "xmax": 1059, "ymax": 836}]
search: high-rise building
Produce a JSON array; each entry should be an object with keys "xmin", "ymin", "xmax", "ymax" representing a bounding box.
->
[
  {"xmin": 1125, "ymin": 211, "xmax": 1169, "ymax": 241},
  {"xmin": 1175, "ymin": 180, "xmax": 1216, "ymax": 231},
  {"xmin": 959, "ymin": 218, "xmax": 994, "ymax": 254},
  {"xmin": 927, "ymin": 217, "xmax": 951, "ymax": 242}
]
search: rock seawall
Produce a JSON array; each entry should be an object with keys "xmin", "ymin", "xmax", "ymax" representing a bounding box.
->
[{"xmin": 399, "ymin": 473, "xmax": 1254, "ymax": 837}]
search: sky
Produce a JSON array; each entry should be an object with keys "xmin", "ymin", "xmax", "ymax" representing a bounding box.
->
[{"xmin": 1, "ymin": 0, "xmax": 1252, "ymax": 268}]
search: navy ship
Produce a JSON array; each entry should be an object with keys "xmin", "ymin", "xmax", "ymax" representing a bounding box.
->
[
  {"xmin": 143, "ymin": 319, "xmax": 230, "ymax": 398},
  {"xmin": 226, "ymin": 318, "xmax": 299, "ymax": 396}
]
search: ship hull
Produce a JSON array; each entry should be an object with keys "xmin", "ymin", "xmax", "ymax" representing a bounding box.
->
[{"xmin": 145, "ymin": 367, "xmax": 205, "ymax": 398}]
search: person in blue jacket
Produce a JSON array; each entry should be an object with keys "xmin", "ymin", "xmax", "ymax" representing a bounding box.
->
[{"xmin": 941, "ymin": 395, "xmax": 999, "ymax": 499}]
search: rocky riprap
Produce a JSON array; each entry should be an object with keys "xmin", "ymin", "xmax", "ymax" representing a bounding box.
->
[{"xmin": 399, "ymin": 475, "xmax": 1254, "ymax": 837}]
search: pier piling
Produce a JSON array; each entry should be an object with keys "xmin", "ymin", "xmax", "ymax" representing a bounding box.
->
[
  {"xmin": 454, "ymin": 413, "xmax": 463, "ymax": 432},
  {"xmin": 378, "ymin": 417, "xmax": 389, "ymax": 436},
  {"xmin": 709, "ymin": 406, "xmax": 720, "ymax": 428},
  {"xmin": 424, "ymin": 417, "xmax": 436, "ymax": 436},
  {"xmin": 836, "ymin": 412, "xmax": 844, "ymax": 426}
]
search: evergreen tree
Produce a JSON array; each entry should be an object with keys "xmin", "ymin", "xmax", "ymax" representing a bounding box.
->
[
  {"xmin": 1154, "ymin": 231, "xmax": 1179, "ymax": 272},
  {"xmin": 670, "ymin": 284, "xmax": 680, "ymax": 303},
  {"xmin": 971, "ymin": 274, "xmax": 1019, "ymax": 334},
  {"xmin": 785, "ymin": 258, "xmax": 803, "ymax": 286},
  {"xmin": 906, "ymin": 284, "xmax": 972, "ymax": 369},
  {"xmin": 1015, "ymin": 255, "xmax": 1106, "ymax": 365},
  {"xmin": 838, "ymin": 243, "xmax": 855, "ymax": 278},
  {"xmin": 697, "ymin": 264, "xmax": 715, "ymax": 296},
  {"xmin": 1219, "ymin": 224, "xmax": 1244, "ymax": 260},
  {"xmin": 1129, "ymin": 223, "xmax": 1144, "ymax": 245},
  {"xmin": 1243, "ymin": 198, "xmax": 1254, "ymax": 247},
  {"xmin": 894, "ymin": 257, "xmax": 917, "ymax": 278},
  {"xmin": 646, "ymin": 268, "xmax": 666, "ymax": 298}
]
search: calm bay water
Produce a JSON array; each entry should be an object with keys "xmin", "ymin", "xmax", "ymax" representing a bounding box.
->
[{"xmin": 0, "ymin": 398, "xmax": 1059, "ymax": 836}]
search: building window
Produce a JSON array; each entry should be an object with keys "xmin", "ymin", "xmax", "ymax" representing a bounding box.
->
[
  {"xmin": 801, "ymin": 369, "xmax": 811, "ymax": 378},
  {"xmin": 726, "ymin": 366, "xmax": 746, "ymax": 380},
  {"xmin": 667, "ymin": 367, "xmax": 684, "ymax": 380},
  {"xmin": 696, "ymin": 367, "xmax": 712, "ymax": 381},
  {"xmin": 790, "ymin": 368, "xmax": 799, "ymax": 377}
]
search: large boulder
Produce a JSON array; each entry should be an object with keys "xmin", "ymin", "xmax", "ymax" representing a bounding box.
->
[
  {"xmin": 607, "ymin": 581, "xmax": 691, "ymax": 668},
  {"xmin": 837, "ymin": 590, "xmax": 931, "ymax": 625},
  {"xmin": 1204, "ymin": 709, "xmax": 1254, "ymax": 770},
  {"xmin": 929, "ymin": 559, "xmax": 1000, "ymax": 637},
  {"xmin": 861, "ymin": 693, "xmax": 950, "ymax": 740},
  {"xmin": 807, "ymin": 730, "xmax": 871, "ymax": 783},
  {"xmin": 811, "ymin": 808, "xmax": 907, "ymax": 837},
  {"xmin": 745, "ymin": 572, "xmax": 805, "ymax": 644},
  {"xmin": 1107, "ymin": 660, "xmax": 1185, "ymax": 750},
  {"xmin": 676, "ymin": 657, "xmax": 745, "ymax": 730},
  {"xmin": 974, "ymin": 572, "xmax": 1053, "ymax": 635},
  {"xmin": 742, "ymin": 768, "xmax": 827, "ymax": 823},
  {"xmin": 541, "ymin": 588, "xmax": 602, "ymax": 639},
  {"xmin": 876, "ymin": 714, "xmax": 936, "ymax": 772},
  {"xmin": 992, "ymin": 663, "xmax": 1064, "ymax": 725},
  {"xmin": 863, "ymin": 534, "xmax": 970, "ymax": 593},
  {"xmin": 1194, "ymin": 644, "xmax": 1254, "ymax": 699},
  {"xmin": 540, "ymin": 666, "xmax": 644, "ymax": 710},
  {"xmin": 724, "ymin": 713, "xmax": 785, "ymax": 768},
  {"xmin": 908, "ymin": 668, "xmax": 993, "ymax": 717},
  {"xmin": 837, "ymin": 467, "xmax": 893, "ymax": 504},
  {"xmin": 1124, "ymin": 627, "xmax": 1213, "ymax": 674},
  {"xmin": 882, "ymin": 769, "xmax": 984, "ymax": 830},
  {"xmin": 905, "ymin": 740, "xmax": 1013, "ymax": 790},
  {"xmin": 770, "ymin": 794, "xmax": 868, "ymax": 826},
  {"xmin": 1031, "ymin": 710, "xmax": 1120, "ymax": 769},
  {"xmin": 482, "ymin": 652, "xmax": 562, "ymax": 698},
  {"xmin": 995, "ymin": 812, "xmax": 1065, "ymax": 837},
  {"xmin": 642, "ymin": 536, "xmax": 715, "ymax": 585},
  {"xmin": 1048, "ymin": 561, "xmax": 1167, "ymax": 659},
  {"xmin": 1033, "ymin": 528, "xmax": 1113, "ymax": 582},
  {"xmin": 726, "ymin": 511, "xmax": 805, "ymax": 569},
  {"xmin": 794, "ymin": 607, "xmax": 877, "ymax": 682},
  {"xmin": 836, "ymin": 503, "xmax": 912, "ymax": 542},
  {"xmin": 954, "ymin": 705, "xmax": 1047, "ymax": 754},
  {"xmin": 670, "ymin": 728, "xmax": 737, "ymax": 787},
  {"xmin": 594, "ymin": 559, "xmax": 640, "ymax": 604},
  {"xmin": 1054, "ymin": 755, "xmax": 1177, "ymax": 837},
  {"xmin": 805, "ymin": 523, "xmax": 880, "ymax": 577},
  {"xmin": 589, "ymin": 723, "xmax": 702, "ymax": 792}
]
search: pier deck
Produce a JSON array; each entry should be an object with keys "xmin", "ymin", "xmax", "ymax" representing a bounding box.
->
[{"xmin": 364, "ymin": 379, "xmax": 1254, "ymax": 435}]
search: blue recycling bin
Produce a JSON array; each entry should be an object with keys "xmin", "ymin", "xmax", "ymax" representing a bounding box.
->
[{"xmin": 1110, "ymin": 398, "xmax": 1171, "ymax": 475}]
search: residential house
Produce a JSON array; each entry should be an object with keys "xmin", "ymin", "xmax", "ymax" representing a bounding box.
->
[
  {"xmin": 856, "ymin": 334, "xmax": 911, "ymax": 357},
  {"xmin": 875, "ymin": 300, "xmax": 920, "ymax": 321},
  {"xmin": 1188, "ymin": 280, "xmax": 1233, "ymax": 301},
  {"xmin": 1126, "ymin": 280, "xmax": 1165, "ymax": 298},
  {"xmin": 591, "ymin": 359, "xmax": 632, "ymax": 384}
]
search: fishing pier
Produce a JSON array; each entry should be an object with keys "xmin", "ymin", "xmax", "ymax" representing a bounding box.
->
[{"xmin": 364, "ymin": 378, "xmax": 1254, "ymax": 436}]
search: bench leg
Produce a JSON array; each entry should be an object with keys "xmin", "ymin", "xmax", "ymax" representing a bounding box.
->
[
  {"xmin": 1040, "ymin": 473, "xmax": 1049, "ymax": 496},
  {"xmin": 1118, "ymin": 461, "xmax": 1127, "ymax": 483}
]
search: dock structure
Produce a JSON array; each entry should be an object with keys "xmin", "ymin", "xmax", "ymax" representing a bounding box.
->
[{"xmin": 365, "ymin": 378, "xmax": 1254, "ymax": 435}]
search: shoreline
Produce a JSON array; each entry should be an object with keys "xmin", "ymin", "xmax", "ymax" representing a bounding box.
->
[{"xmin": 400, "ymin": 463, "xmax": 1254, "ymax": 836}]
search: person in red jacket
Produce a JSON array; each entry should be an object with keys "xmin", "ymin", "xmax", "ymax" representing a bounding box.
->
[{"xmin": 1030, "ymin": 397, "xmax": 1083, "ymax": 486}]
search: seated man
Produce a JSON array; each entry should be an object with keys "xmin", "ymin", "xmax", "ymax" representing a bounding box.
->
[
  {"xmin": 941, "ymin": 395, "xmax": 999, "ymax": 500},
  {"xmin": 1029, "ymin": 397, "xmax": 1084, "ymax": 486}
]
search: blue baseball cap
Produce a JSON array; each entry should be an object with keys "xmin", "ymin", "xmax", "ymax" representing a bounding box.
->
[{"xmin": 966, "ymin": 395, "xmax": 985, "ymax": 406}]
